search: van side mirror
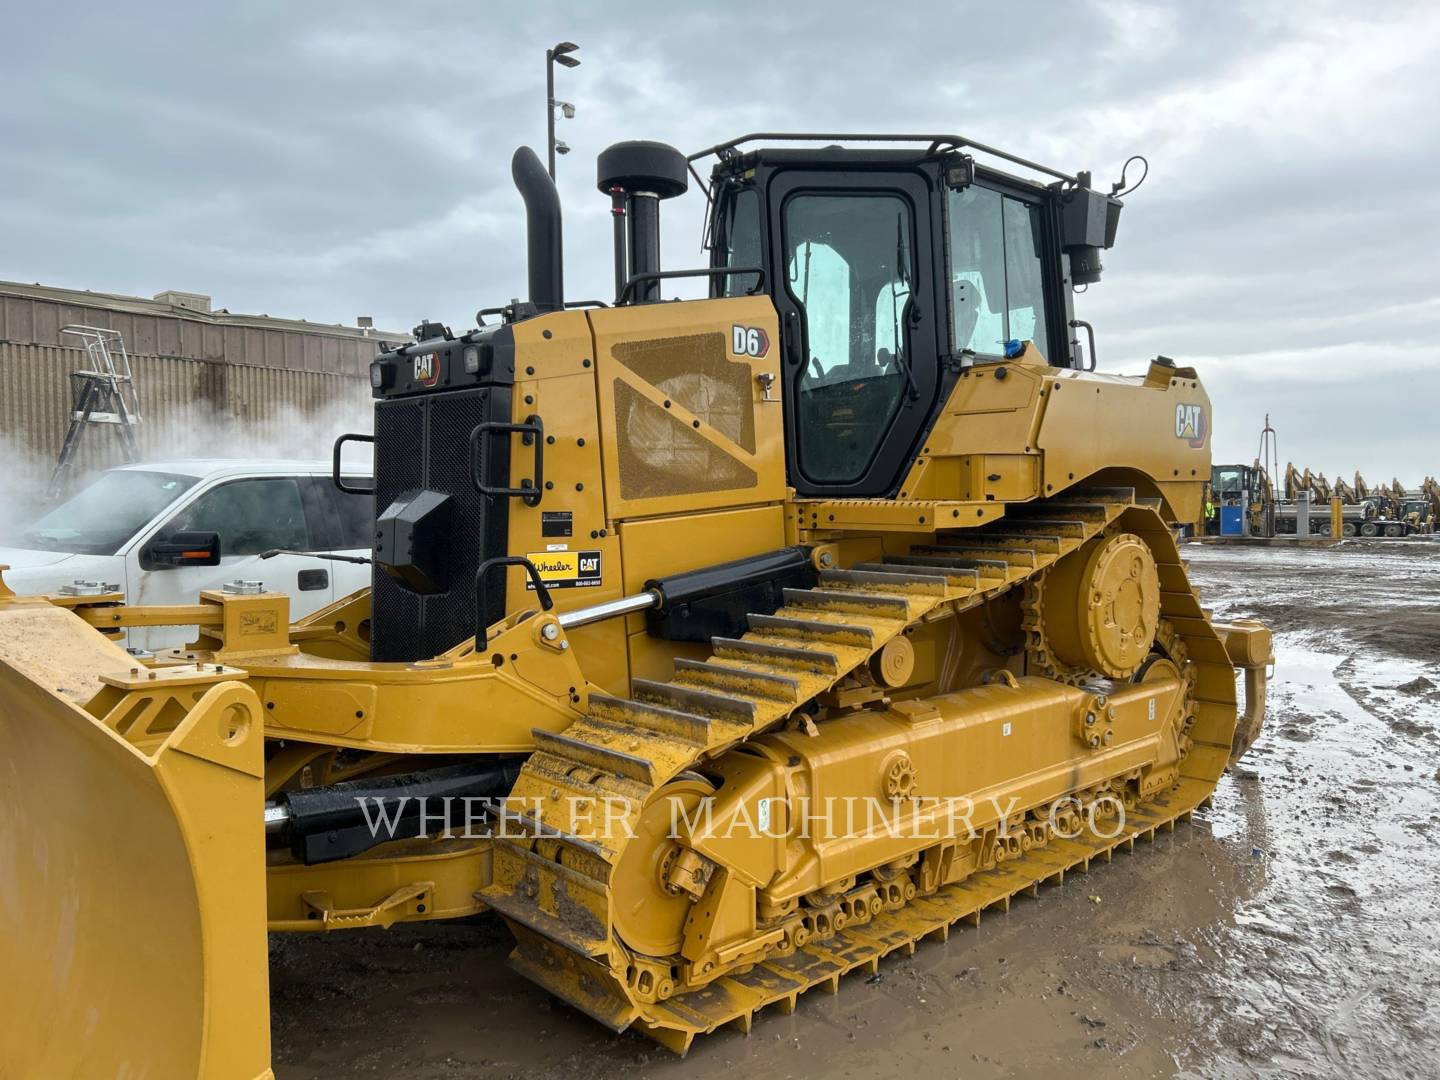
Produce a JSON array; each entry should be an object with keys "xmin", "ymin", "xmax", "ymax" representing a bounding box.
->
[{"xmin": 145, "ymin": 531, "xmax": 221, "ymax": 569}]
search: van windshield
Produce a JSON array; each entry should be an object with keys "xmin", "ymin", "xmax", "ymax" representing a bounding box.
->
[{"xmin": 18, "ymin": 471, "xmax": 197, "ymax": 555}]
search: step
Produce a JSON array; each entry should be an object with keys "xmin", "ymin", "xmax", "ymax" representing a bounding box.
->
[
  {"xmin": 746, "ymin": 613, "xmax": 876, "ymax": 648},
  {"xmin": 857, "ymin": 561, "xmax": 980, "ymax": 590},
  {"xmin": 818, "ymin": 568, "xmax": 949, "ymax": 596},
  {"xmin": 968, "ymin": 532, "xmax": 1063, "ymax": 555},
  {"xmin": 1064, "ymin": 486, "xmax": 1135, "ymax": 505},
  {"xmin": 1009, "ymin": 502, "xmax": 1109, "ymax": 524},
  {"xmin": 883, "ymin": 553, "xmax": 1010, "ymax": 581},
  {"xmin": 531, "ymin": 728, "xmax": 657, "ymax": 784},
  {"xmin": 780, "ymin": 587, "xmax": 913, "ymax": 618},
  {"xmin": 914, "ymin": 546, "xmax": 1037, "ymax": 569},
  {"xmin": 590, "ymin": 692, "xmax": 717, "ymax": 743},
  {"xmin": 988, "ymin": 518, "xmax": 1089, "ymax": 539},
  {"xmin": 517, "ymin": 750, "xmax": 639, "ymax": 804},
  {"xmin": 631, "ymin": 679, "xmax": 759, "ymax": 726},
  {"xmin": 489, "ymin": 796, "xmax": 613, "ymax": 858},
  {"xmin": 710, "ymin": 637, "xmax": 842, "ymax": 676},
  {"xmin": 671, "ymin": 658, "xmax": 804, "ymax": 703}
]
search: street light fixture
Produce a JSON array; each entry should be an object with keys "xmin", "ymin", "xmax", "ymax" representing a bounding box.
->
[{"xmin": 546, "ymin": 41, "xmax": 580, "ymax": 178}]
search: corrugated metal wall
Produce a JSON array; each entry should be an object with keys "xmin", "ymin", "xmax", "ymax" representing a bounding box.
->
[
  {"xmin": 0, "ymin": 292, "xmax": 385, "ymax": 375},
  {"xmin": 0, "ymin": 285, "xmax": 393, "ymax": 523},
  {"xmin": 0, "ymin": 342, "xmax": 372, "ymax": 505}
]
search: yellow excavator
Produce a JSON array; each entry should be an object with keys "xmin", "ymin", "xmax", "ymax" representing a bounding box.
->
[
  {"xmin": 1408, "ymin": 477, "xmax": 1440, "ymax": 532},
  {"xmin": 1357, "ymin": 473, "xmax": 1424, "ymax": 536},
  {"xmin": 1283, "ymin": 462, "xmax": 1333, "ymax": 503},
  {"xmin": 1280, "ymin": 463, "xmax": 1375, "ymax": 536},
  {"xmin": 0, "ymin": 133, "xmax": 1271, "ymax": 1075}
]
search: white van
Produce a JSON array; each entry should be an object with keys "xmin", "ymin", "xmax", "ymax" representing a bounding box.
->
[{"xmin": 0, "ymin": 459, "xmax": 372, "ymax": 650}]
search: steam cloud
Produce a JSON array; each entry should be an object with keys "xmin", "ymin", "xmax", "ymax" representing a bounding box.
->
[{"xmin": 0, "ymin": 393, "xmax": 374, "ymax": 542}]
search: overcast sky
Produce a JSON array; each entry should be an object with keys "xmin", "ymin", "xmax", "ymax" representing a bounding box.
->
[{"xmin": 2, "ymin": 1, "xmax": 1437, "ymax": 483}]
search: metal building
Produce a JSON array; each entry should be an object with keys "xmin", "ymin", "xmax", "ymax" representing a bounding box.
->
[{"xmin": 0, "ymin": 280, "xmax": 407, "ymax": 504}]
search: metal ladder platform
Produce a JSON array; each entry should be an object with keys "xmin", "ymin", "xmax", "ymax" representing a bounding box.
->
[{"xmin": 47, "ymin": 325, "xmax": 143, "ymax": 496}]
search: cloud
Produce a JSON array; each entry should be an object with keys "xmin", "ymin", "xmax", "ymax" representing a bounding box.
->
[{"xmin": 0, "ymin": 0, "xmax": 1435, "ymax": 481}]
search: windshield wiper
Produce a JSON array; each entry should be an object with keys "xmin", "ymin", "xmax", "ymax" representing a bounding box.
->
[
  {"xmin": 259, "ymin": 548, "xmax": 372, "ymax": 565},
  {"xmin": 891, "ymin": 217, "xmax": 921, "ymax": 403}
]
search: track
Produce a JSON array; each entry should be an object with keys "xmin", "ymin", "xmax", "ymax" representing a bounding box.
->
[{"xmin": 482, "ymin": 488, "xmax": 1239, "ymax": 1053}]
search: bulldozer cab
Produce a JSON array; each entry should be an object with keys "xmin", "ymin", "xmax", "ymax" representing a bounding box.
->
[{"xmin": 703, "ymin": 138, "xmax": 1118, "ymax": 497}]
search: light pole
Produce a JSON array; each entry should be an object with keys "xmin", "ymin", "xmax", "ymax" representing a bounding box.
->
[{"xmin": 546, "ymin": 41, "xmax": 580, "ymax": 179}]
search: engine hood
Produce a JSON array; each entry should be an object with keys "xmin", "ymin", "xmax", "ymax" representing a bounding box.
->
[
  {"xmin": 0, "ymin": 549, "xmax": 124, "ymax": 597},
  {"xmin": 0, "ymin": 546, "xmax": 75, "ymax": 570}
]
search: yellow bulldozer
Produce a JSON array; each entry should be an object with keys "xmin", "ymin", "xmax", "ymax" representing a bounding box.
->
[{"xmin": 0, "ymin": 133, "xmax": 1271, "ymax": 1075}]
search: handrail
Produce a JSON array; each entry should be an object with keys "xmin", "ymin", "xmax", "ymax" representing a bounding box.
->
[
  {"xmin": 617, "ymin": 266, "xmax": 765, "ymax": 305},
  {"xmin": 687, "ymin": 132, "xmax": 1078, "ymax": 184}
]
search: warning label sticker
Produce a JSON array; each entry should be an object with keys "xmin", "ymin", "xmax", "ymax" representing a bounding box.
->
[{"xmin": 525, "ymin": 550, "xmax": 602, "ymax": 590}]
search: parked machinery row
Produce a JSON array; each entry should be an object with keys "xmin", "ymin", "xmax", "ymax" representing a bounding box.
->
[{"xmin": 1206, "ymin": 463, "xmax": 1437, "ymax": 537}]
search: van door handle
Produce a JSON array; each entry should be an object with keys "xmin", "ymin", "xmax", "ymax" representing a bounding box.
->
[{"xmin": 298, "ymin": 569, "xmax": 329, "ymax": 591}]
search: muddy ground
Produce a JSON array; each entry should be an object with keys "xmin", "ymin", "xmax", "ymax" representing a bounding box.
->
[{"xmin": 271, "ymin": 539, "xmax": 1440, "ymax": 1079}]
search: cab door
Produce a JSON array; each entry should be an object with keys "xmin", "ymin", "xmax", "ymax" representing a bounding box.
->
[{"xmin": 765, "ymin": 167, "xmax": 944, "ymax": 497}]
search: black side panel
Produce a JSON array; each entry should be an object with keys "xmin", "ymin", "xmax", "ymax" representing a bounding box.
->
[
  {"xmin": 370, "ymin": 386, "xmax": 512, "ymax": 661},
  {"xmin": 644, "ymin": 547, "xmax": 816, "ymax": 643}
]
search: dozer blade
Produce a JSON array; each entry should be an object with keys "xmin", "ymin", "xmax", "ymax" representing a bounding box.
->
[{"xmin": 0, "ymin": 601, "xmax": 273, "ymax": 1079}]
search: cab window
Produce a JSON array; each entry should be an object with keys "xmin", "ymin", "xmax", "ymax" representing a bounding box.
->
[
  {"xmin": 783, "ymin": 191, "xmax": 915, "ymax": 484},
  {"xmin": 164, "ymin": 478, "xmax": 309, "ymax": 556},
  {"xmin": 717, "ymin": 186, "xmax": 763, "ymax": 297},
  {"xmin": 1215, "ymin": 468, "xmax": 1243, "ymax": 494},
  {"xmin": 948, "ymin": 186, "xmax": 1052, "ymax": 361}
]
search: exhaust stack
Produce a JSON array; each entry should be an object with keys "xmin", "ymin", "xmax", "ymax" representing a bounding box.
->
[
  {"xmin": 511, "ymin": 146, "xmax": 564, "ymax": 312},
  {"xmin": 597, "ymin": 141, "xmax": 688, "ymax": 302}
]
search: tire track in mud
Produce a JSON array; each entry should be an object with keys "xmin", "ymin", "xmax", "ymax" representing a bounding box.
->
[{"xmin": 1177, "ymin": 543, "xmax": 1440, "ymax": 1078}]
